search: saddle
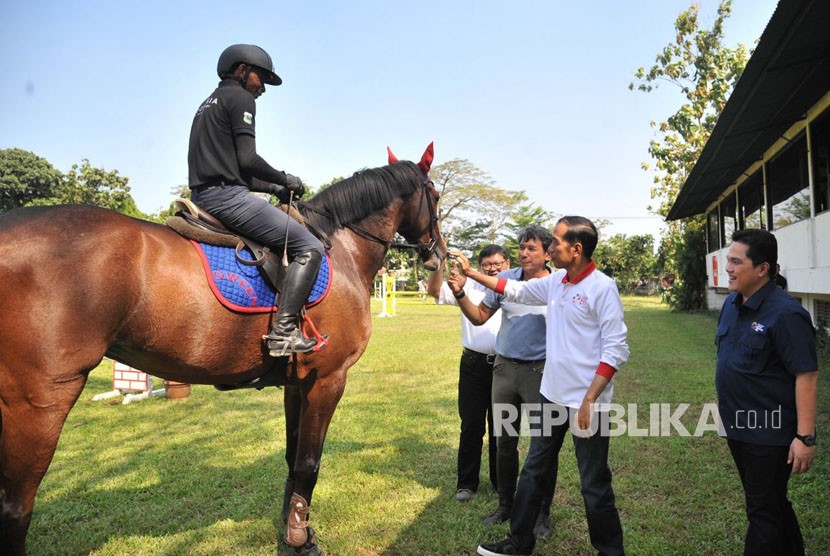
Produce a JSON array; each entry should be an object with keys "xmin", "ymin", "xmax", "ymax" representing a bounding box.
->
[
  {"xmin": 166, "ymin": 198, "xmax": 298, "ymax": 291},
  {"xmin": 165, "ymin": 199, "xmax": 329, "ymax": 392}
]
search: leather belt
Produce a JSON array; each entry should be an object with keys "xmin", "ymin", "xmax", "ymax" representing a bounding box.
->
[
  {"xmin": 500, "ymin": 356, "xmax": 546, "ymax": 366},
  {"xmin": 462, "ymin": 347, "xmax": 496, "ymax": 365},
  {"xmin": 192, "ymin": 180, "xmax": 231, "ymax": 190}
]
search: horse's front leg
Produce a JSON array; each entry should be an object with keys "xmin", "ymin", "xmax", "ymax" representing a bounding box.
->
[{"xmin": 281, "ymin": 373, "xmax": 345, "ymax": 554}]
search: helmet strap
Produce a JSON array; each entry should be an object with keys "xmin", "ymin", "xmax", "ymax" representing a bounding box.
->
[{"xmin": 240, "ymin": 65, "xmax": 253, "ymax": 88}]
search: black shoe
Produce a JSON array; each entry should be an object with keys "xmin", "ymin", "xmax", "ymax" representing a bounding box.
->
[
  {"xmin": 482, "ymin": 505, "xmax": 511, "ymax": 525},
  {"xmin": 265, "ymin": 327, "xmax": 317, "ymax": 357},
  {"xmin": 533, "ymin": 510, "xmax": 552, "ymax": 539},
  {"xmin": 477, "ymin": 537, "xmax": 531, "ymax": 556}
]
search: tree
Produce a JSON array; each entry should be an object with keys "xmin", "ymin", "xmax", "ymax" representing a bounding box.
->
[
  {"xmin": 594, "ymin": 234, "xmax": 657, "ymax": 293},
  {"xmin": 631, "ymin": 0, "xmax": 750, "ymax": 310},
  {"xmin": 0, "ymin": 148, "xmax": 63, "ymax": 212},
  {"xmin": 430, "ymin": 158, "xmax": 546, "ymax": 254},
  {"xmin": 54, "ymin": 159, "xmax": 143, "ymax": 217}
]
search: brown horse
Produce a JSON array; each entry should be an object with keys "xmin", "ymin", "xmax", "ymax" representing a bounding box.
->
[{"xmin": 0, "ymin": 146, "xmax": 446, "ymax": 556}]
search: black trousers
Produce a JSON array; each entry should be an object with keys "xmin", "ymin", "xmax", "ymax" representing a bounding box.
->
[
  {"xmin": 510, "ymin": 397, "xmax": 623, "ymax": 555},
  {"xmin": 727, "ymin": 439, "xmax": 805, "ymax": 556},
  {"xmin": 191, "ymin": 185, "xmax": 323, "ymax": 256},
  {"xmin": 456, "ymin": 348, "xmax": 498, "ymax": 492}
]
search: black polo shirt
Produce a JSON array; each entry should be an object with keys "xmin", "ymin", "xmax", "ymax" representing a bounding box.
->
[
  {"xmin": 188, "ymin": 79, "xmax": 256, "ymax": 188},
  {"xmin": 715, "ymin": 279, "xmax": 817, "ymax": 445}
]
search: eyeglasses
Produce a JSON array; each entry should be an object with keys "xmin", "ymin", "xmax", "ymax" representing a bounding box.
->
[{"xmin": 480, "ymin": 260, "xmax": 507, "ymax": 271}]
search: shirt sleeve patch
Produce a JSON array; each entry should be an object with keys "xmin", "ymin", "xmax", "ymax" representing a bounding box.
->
[{"xmin": 243, "ymin": 112, "xmax": 253, "ymax": 125}]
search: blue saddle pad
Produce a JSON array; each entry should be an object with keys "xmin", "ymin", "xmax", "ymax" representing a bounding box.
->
[{"xmin": 193, "ymin": 241, "xmax": 332, "ymax": 313}]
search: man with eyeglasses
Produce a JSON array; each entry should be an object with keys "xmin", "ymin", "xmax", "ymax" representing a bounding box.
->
[
  {"xmin": 446, "ymin": 227, "xmax": 556, "ymax": 538},
  {"xmin": 429, "ymin": 244, "xmax": 509, "ymax": 505}
]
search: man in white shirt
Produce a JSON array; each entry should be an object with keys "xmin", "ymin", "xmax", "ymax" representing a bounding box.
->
[
  {"xmin": 428, "ymin": 245, "xmax": 509, "ymax": 502},
  {"xmin": 454, "ymin": 216, "xmax": 629, "ymax": 556}
]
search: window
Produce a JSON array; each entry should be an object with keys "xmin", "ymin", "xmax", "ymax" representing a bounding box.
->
[
  {"xmin": 706, "ymin": 210, "xmax": 719, "ymax": 252},
  {"xmin": 815, "ymin": 299, "xmax": 830, "ymax": 327},
  {"xmin": 768, "ymin": 133, "xmax": 810, "ymax": 229},
  {"xmin": 812, "ymin": 110, "xmax": 830, "ymax": 215},
  {"xmin": 720, "ymin": 192, "xmax": 737, "ymax": 245},
  {"xmin": 739, "ymin": 171, "xmax": 765, "ymax": 229}
]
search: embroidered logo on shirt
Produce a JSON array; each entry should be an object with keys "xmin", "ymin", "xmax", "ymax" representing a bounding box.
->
[
  {"xmin": 751, "ymin": 321, "xmax": 765, "ymax": 333},
  {"xmin": 243, "ymin": 111, "xmax": 253, "ymax": 124},
  {"xmin": 572, "ymin": 293, "xmax": 589, "ymax": 307},
  {"xmin": 196, "ymin": 97, "xmax": 217, "ymax": 116}
]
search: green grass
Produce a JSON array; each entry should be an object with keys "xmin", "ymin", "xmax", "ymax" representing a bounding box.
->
[{"xmin": 25, "ymin": 297, "xmax": 828, "ymax": 555}]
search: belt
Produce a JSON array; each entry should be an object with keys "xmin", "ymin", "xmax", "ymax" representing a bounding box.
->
[
  {"xmin": 192, "ymin": 180, "xmax": 232, "ymax": 190},
  {"xmin": 499, "ymin": 356, "xmax": 546, "ymax": 366},
  {"xmin": 462, "ymin": 347, "xmax": 496, "ymax": 365}
]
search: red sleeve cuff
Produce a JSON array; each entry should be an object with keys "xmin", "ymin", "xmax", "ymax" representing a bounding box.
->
[
  {"xmin": 495, "ymin": 277, "xmax": 508, "ymax": 295},
  {"xmin": 596, "ymin": 362, "xmax": 617, "ymax": 380}
]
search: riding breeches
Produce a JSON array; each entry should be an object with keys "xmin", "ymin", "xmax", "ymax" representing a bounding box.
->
[{"xmin": 191, "ymin": 184, "xmax": 323, "ymax": 257}]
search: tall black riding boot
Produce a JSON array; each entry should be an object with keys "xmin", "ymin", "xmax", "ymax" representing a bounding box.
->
[{"xmin": 264, "ymin": 250, "xmax": 323, "ymax": 357}]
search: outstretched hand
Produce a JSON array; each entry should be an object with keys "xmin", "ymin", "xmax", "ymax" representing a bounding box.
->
[
  {"xmin": 448, "ymin": 249, "xmax": 473, "ymax": 275},
  {"xmin": 447, "ymin": 260, "xmax": 467, "ymax": 295}
]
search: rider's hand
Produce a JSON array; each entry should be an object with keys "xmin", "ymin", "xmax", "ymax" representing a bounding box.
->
[{"xmin": 284, "ymin": 174, "xmax": 306, "ymax": 198}]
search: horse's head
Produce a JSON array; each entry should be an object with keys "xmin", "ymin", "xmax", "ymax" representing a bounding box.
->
[{"xmin": 387, "ymin": 142, "xmax": 447, "ymax": 271}]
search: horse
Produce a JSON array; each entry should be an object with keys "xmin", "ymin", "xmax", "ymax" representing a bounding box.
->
[{"xmin": 0, "ymin": 144, "xmax": 447, "ymax": 556}]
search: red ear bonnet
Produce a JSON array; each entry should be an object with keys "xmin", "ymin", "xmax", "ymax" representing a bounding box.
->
[
  {"xmin": 387, "ymin": 142, "xmax": 434, "ymax": 174},
  {"xmin": 387, "ymin": 146, "xmax": 399, "ymax": 165},
  {"xmin": 417, "ymin": 142, "xmax": 434, "ymax": 174}
]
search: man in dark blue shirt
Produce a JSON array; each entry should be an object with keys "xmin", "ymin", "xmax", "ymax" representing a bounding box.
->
[{"xmin": 716, "ymin": 229, "xmax": 818, "ymax": 555}]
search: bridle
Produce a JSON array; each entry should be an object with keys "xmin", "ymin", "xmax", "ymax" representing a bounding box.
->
[
  {"xmin": 346, "ymin": 178, "xmax": 440, "ymax": 261},
  {"xmin": 299, "ymin": 178, "xmax": 440, "ymax": 261}
]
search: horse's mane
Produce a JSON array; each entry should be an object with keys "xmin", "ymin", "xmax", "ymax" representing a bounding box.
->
[{"xmin": 299, "ymin": 161, "xmax": 423, "ymax": 237}]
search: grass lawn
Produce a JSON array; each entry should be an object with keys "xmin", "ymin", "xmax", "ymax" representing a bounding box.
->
[{"xmin": 25, "ymin": 296, "xmax": 828, "ymax": 555}]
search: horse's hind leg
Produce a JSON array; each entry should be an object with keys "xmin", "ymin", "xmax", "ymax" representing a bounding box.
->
[{"xmin": 0, "ymin": 371, "xmax": 87, "ymax": 556}]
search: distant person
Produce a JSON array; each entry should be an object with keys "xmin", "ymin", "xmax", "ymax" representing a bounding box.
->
[
  {"xmin": 775, "ymin": 264, "xmax": 788, "ymax": 290},
  {"xmin": 188, "ymin": 44, "xmax": 324, "ymax": 356},
  {"xmin": 453, "ymin": 216, "xmax": 629, "ymax": 556},
  {"xmin": 428, "ymin": 245, "xmax": 509, "ymax": 502},
  {"xmin": 716, "ymin": 229, "xmax": 817, "ymax": 555},
  {"xmin": 448, "ymin": 227, "xmax": 555, "ymax": 538}
]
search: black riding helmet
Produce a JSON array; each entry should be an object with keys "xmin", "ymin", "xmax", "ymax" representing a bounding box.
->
[{"xmin": 217, "ymin": 44, "xmax": 282, "ymax": 86}]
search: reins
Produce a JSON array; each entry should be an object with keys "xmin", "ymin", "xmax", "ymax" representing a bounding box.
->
[{"xmin": 298, "ymin": 178, "xmax": 439, "ymax": 257}]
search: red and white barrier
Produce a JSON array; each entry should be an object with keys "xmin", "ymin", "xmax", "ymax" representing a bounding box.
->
[{"xmin": 92, "ymin": 360, "xmax": 165, "ymax": 405}]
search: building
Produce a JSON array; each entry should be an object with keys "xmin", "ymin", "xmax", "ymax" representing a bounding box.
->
[{"xmin": 667, "ymin": 0, "xmax": 830, "ymax": 325}]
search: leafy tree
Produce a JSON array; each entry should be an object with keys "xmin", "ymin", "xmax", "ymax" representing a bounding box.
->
[
  {"xmin": 594, "ymin": 234, "xmax": 657, "ymax": 293},
  {"xmin": 0, "ymin": 148, "xmax": 63, "ymax": 212},
  {"xmin": 55, "ymin": 159, "xmax": 142, "ymax": 217},
  {"xmin": 430, "ymin": 158, "xmax": 549, "ymax": 255},
  {"xmin": 500, "ymin": 202, "xmax": 556, "ymax": 258},
  {"xmin": 630, "ymin": 0, "xmax": 750, "ymax": 310}
]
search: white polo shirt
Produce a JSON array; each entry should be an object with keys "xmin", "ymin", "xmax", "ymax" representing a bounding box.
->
[
  {"xmin": 437, "ymin": 280, "xmax": 501, "ymax": 355},
  {"xmin": 499, "ymin": 263, "xmax": 629, "ymax": 408}
]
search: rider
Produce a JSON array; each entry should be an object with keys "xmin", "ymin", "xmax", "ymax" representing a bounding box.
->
[{"xmin": 188, "ymin": 44, "xmax": 325, "ymax": 356}]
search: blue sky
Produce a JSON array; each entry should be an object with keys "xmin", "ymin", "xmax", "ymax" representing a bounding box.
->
[{"xmin": 0, "ymin": 0, "xmax": 779, "ymax": 239}]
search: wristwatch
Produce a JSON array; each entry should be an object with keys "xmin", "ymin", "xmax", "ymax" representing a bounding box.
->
[{"xmin": 795, "ymin": 433, "xmax": 817, "ymax": 446}]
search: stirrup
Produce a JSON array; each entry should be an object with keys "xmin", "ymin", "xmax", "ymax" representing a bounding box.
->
[{"xmin": 264, "ymin": 329, "xmax": 317, "ymax": 357}]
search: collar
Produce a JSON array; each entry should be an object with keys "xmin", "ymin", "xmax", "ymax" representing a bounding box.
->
[
  {"xmin": 733, "ymin": 278, "xmax": 776, "ymax": 311},
  {"xmin": 218, "ymin": 78, "xmax": 243, "ymax": 89},
  {"xmin": 562, "ymin": 260, "xmax": 596, "ymax": 284},
  {"xmin": 520, "ymin": 264, "xmax": 552, "ymax": 282}
]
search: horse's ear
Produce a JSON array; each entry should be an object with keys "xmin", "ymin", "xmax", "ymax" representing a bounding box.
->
[
  {"xmin": 417, "ymin": 142, "xmax": 434, "ymax": 174},
  {"xmin": 387, "ymin": 146, "xmax": 399, "ymax": 165}
]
